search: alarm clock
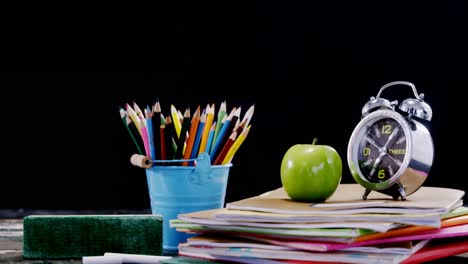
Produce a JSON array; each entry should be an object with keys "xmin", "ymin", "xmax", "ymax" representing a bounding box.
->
[{"xmin": 347, "ymin": 81, "xmax": 434, "ymax": 200}]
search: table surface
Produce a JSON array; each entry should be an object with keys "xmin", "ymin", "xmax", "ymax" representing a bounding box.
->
[{"xmin": 1, "ymin": 219, "xmax": 467, "ymax": 264}]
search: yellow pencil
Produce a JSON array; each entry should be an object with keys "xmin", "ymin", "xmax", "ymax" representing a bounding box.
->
[
  {"xmin": 171, "ymin": 104, "xmax": 182, "ymax": 138},
  {"xmin": 125, "ymin": 103, "xmax": 142, "ymax": 133},
  {"xmin": 133, "ymin": 101, "xmax": 146, "ymax": 122},
  {"xmin": 221, "ymin": 125, "xmax": 251, "ymax": 165},
  {"xmin": 198, "ymin": 103, "xmax": 215, "ymax": 154}
]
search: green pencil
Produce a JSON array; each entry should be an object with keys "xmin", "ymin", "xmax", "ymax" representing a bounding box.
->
[
  {"xmin": 211, "ymin": 100, "xmax": 227, "ymax": 154},
  {"xmin": 120, "ymin": 108, "xmax": 143, "ymax": 155}
]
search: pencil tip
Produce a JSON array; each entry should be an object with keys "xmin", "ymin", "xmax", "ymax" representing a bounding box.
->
[{"xmin": 119, "ymin": 108, "xmax": 126, "ymax": 118}]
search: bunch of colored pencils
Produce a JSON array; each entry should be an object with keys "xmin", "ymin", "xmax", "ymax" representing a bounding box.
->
[{"xmin": 119, "ymin": 100, "xmax": 254, "ymax": 166}]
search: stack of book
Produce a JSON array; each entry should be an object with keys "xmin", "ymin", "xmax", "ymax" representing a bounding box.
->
[{"xmin": 170, "ymin": 184, "xmax": 468, "ymax": 264}]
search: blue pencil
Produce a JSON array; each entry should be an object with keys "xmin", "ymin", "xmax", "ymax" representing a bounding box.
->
[
  {"xmin": 210, "ymin": 109, "xmax": 234, "ymax": 161},
  {"xmin": 204, "ymin": 121, "xmax": 217, "ymax": 158},
  {"xmin": 145, "ymin": 106, "xmax": 156, "ymax": 160}
]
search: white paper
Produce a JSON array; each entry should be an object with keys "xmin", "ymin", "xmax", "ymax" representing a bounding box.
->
[
  {"xmin": 83, "ymin": 255, "xmax": 122, "ymax": 264},
  {"xmin": 104, "ymin": 252, "xmax": 172, "ymax": 263}
]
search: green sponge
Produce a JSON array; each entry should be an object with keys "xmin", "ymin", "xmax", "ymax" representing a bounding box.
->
[{"xmin": 23, "ymin": 215, "xmax": 163, "ymax": 259}]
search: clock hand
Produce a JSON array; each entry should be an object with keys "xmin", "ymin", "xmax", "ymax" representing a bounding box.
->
[
  {"xmin": 385, "ymin": 153, "xmax": 402, "ymax": 166},
  {"xmin": 383, "ymin": 127, "xmax": 400, "ymax": 149},
  {"xmin": 368, "ymin": 127, "xmax": 402, "ymax": 172},
  {"xmin": 369, "ymin": 152, "xmax": 386, "ymax": 176},
  {"xmin": 365, "ymin": 136, "xmax": 382, "ymax": 149}
]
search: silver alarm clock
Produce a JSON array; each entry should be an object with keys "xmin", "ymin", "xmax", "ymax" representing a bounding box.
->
[{"xmin": 347, "ymin": 81, "xmax": 434, "ymax": 200}]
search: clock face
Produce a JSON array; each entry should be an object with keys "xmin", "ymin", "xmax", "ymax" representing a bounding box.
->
[{"xmin": 356, "ymin": 117, "xmax": 407, "ymax": 183}]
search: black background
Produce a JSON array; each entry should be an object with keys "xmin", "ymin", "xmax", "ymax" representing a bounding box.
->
[{"xmin": 1, "ymin": 2, "xmax": 467, "ymax": 212}]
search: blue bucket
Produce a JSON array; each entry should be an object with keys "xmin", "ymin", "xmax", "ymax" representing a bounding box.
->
[{"xmin": 145, "ymin": 152, "xmax": 232, "ymax": 254}]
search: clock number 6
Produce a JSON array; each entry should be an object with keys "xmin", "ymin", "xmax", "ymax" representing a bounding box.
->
[{"xmin": 378, "ymin": 169, "xmax": 385, "ymax": 179}]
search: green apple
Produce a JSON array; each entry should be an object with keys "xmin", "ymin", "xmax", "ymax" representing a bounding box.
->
[{"xmin": 280, "ymin": 138, "xmax": 342, "ymax": 202}]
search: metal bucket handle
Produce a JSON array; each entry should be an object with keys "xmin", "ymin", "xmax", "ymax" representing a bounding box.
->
[{"xmin": 151, "ymin": 152, "xmax": 213, "ymax": 185}]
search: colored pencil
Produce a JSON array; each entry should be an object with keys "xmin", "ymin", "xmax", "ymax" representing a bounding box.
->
[
  {"xmin": 190, "ymin": 111, "xmax": 206, "ymax": 161},
  {"xmin": 119, "ymin": 108, "xmax": 143, "ymax": 155},
  {"xmin": 165, "ymin": 115, "xmax": 176, "ymax": 160},
  {"xmin": 175, "ymin": 106, "xmax": 191, "ymax": 160},
  {"xmin": 152, "ymin": 99, "xmax": 162, "ymax": 159},
  {"xmin": 126, "ymin": 112, "xmax": 144, "ymax": 152},
  {"xmin": 177, "ymin": 110, "xmax": 184, "ymax": 124},
  {"xmin": 183, "ymin": 106, "xmax": 201, "ymax": 166},
  {"xmin": 213, "ymin": 131, "xmax": 237, "ymax": 165},
  {"xmin": 198, "ymin": 104, "xmax": 215, "ymax": 154},
  {"xmin": 230, "ymin": 106, "xmax": 241, "ymax": 128},
  {"xmin": 170, "ymin": 104, "xmax": 181, "ymax": 138},
  {"xmin": 160, "ymin": 122, "xmax": 167, "ymax": 161},
  {"xmin": 204, "ymin": 121, "xmax": 217, "ymax": 158},
  {"xmin": 222, "ymin": 124, "xmax": 251, "ymax": 165},
  {"xmin": 145, "ymin": 107, "xmax": 156, "ymax": 159},
  {"xmin": 182, "ymin": 130, "xmax": 188, "ymax": 156},
  {"xmin": 241, "ymin": 104, "xmax": 255, "ymax": 127},
  {"xmin": 125, "ymin": 103, "xmax": 142, "ymax": 132},
  {"xmin": 221, "ymin": 106, "xmax": 241, "ymax": 147},
  {"xmin": 211, "ymin": 101, "xmax": 227, "ymax": 153},
  {"xmin": 139, "ymin": 118, "xmax": 151, "ymax": 157},
  {"xmin": 132, "ymin": 101, "xmax": 144, "ymax": 118},
  {"xmin": 133, "ymin": 101, "xmax": 146, "ymax": 124},
  {"xmin": 210, "ymin": 107, "xmax": 235, "ymax": 161},
  {"xmin": 233, "ymin": 119, "xmax": 246, "ymax": 135}
]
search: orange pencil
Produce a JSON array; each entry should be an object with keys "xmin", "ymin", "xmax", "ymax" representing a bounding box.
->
[
  {"xmin": 183, "ymin": 106, "xmax": 201, "ymax": 165},
  {"xmin": 190, "ymin": 111, "xmax": 206, "ymax": 159},
  {"xmin": 213, "ymin": 131, "xmax": 237, "ymax": 165}
]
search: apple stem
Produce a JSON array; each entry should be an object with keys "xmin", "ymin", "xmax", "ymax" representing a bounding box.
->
[{"xmin": 312, "ymin": 138, "xmax": 318, "ymax": 145}]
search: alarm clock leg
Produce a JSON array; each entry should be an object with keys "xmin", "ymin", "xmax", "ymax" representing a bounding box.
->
[
  {"xmin": 389, "ymin": 183, "xmax": 407, "ymax": 200},
  {"xmin": 396, "ymin": 184, "xmax": 406, "ymax": 200},
  {"xmin": 362, "ymin": 189, "xmax": 372, "ymax": 200}
]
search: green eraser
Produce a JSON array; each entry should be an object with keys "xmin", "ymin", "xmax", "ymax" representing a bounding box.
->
[{"xmin": 23, "ymin": 215, "xmax": 163, "ymax": 259}]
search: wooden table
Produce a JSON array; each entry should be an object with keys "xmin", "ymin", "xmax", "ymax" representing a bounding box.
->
[
  {"xmin": 2, "ymin": 219, "xmax": 467, "ymax": 263},
  {"xmin": 1, "ymin": 218, "xmax": 78, "ymax": 264}
]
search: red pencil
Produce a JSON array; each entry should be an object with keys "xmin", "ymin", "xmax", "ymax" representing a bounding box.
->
[
  {"xmin": 213, "ymin": 131, "xmax": 237, "ymax": 165},
  {"xmin": 160, "ymin": 122, "xmax": 167, "ymax": 161}
]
